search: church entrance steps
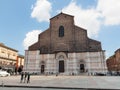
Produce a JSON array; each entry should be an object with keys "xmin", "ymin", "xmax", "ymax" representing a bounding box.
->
[
  {"xmin": 55, "ymin": 72, "xmax": 88, "ymax": 76},
  {"xmin": 58, "ymin": 73, "xmax": 66, "ymax": 76},
  {"xmin": 78, "ymin": 73, "xmax": 88, "ymax": 76}
]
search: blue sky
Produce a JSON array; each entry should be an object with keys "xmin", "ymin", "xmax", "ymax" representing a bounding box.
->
[{"xmin": 0, "ymin": 0, "xmax": 120, "ymax": 59}]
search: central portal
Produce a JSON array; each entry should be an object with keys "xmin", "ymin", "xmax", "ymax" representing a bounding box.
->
[
  {"xmin": 80, "ymin": 64, "xmax": 84, "ymax": 73},
  {"xmin": 59, "ymin": 60, "xmax": 64, "ymax": 73},
  {"xmin": 41, "ymin": 65, "xmax": 44, "ymax": 74}
]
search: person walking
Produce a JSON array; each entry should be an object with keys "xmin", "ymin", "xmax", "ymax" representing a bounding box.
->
[
  {"xmin": 27, "ymin": 72, "xmax": 30, "ymax": 83},
  {"xmin": 24, "ymin": 72, "xmax": 27, "ymax": 83},
  {"xmin": 20, "ymin": 72, "xmax": 24, "ymax": 83}
]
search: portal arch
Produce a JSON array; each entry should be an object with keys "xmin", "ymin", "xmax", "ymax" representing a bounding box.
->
[
  {"xmin": 56, "ymin": 52, "xmax": 67, "ymax": 73},
  {"xmin": 79, "ymin": 60, "xmax": 86, "ymax": 73},
  {"xmin": 40, "ymin": 61, "xmax": 45, "ymax": 74}
]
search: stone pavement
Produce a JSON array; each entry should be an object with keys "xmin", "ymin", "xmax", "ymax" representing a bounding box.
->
[{"xmin": 0, "ymin": 75, "xmax": 120, "ymax": 89}]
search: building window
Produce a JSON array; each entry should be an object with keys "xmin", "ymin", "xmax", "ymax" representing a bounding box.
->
[
  {"xmin": 59, "ymin": 26, "xmax": 64, "ymax": 37},
  {"xmin": 13, "ymin": 53, "xmax": 16, "ymax": 56},
  {"xmin": 1, "ymin": 50, "xmax": 5, "ymax": 53}
]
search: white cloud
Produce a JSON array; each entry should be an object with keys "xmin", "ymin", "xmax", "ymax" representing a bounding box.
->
[
  {"xmin": 29, "ymin": 0, "xmax": 120, "ymax": 39},
  {"xmin": 97, "ymin": 0, "xmax": 120, "ymax": 25},
  {"xmin": 61, "ymin": 0, "xmax": 120, "ymax": 37},
  {"xmin": 23, "ymin": 30, "xmax": 42, "ymax": 50},
  {"xmin": 62, "ymin": 1, "xmax": 102, "ymax": 37},
  {"xmin": 31, "ymin": 0, "xmax": 52, "ymax": 22}
]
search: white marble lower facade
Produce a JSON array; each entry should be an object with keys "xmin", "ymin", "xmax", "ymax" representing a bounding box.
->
[{"xmin": 24, "ymin": 50, "xmax": 107, "ymax": 75}]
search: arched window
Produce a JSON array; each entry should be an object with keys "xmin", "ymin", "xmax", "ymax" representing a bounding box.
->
[{"xmin": 59, "ymin": 26, "xmax": 64, "ymax": 37}]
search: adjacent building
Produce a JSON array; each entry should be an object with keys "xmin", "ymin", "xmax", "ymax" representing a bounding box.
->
[
  {"xmin": 0, "ymin": 43, "xmax": 18, "ymax": 70},
  {"xmin": 24, "ymin": 13, "xmax": 107, "ymax": 75},
  {"xmin": 106, "ymin": 48, "xmax": 120, "ymax": 72},
  {"xmin": 0, "ymin": 43, "xmax": 25, "ymax": 73},
  {"xmin": 16, "ymin": 54, "xmax": 24, "ymax": 69}
]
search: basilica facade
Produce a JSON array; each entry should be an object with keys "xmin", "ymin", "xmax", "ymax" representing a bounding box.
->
[{"xmin": 24, "ymin": 13, "xmax": 107, "ymax": 75}]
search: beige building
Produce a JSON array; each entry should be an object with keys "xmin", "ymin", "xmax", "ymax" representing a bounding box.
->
[
  {"xmin": 16, "ymin": 55, "xmax": 24, "ymax": 69},
  {"xmin": 24, "ymin": 13, "xmax": 107, "ymax": 75},
  {"xmin": 0, "ymin": 43, "xmax": 18, "ymax": 70}
]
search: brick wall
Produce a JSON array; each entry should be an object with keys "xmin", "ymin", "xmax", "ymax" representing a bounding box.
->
[{"xmin": 29, "ymin": 13, "xmax": 102, "ymax": 54}]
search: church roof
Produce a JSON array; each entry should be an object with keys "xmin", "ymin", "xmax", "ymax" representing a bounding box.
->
[
  {"xmin": 50, "ymin": 12, "xmax": 74, "ymax": 20},
  {"xmin": 115, "ymin": 48, "xmax": 120, "ymax": 53}
]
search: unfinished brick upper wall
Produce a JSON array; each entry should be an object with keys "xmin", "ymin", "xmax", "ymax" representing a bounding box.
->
[{"xmin": 29, "ymin": 13, "xmax": 102, "ymax": 54}]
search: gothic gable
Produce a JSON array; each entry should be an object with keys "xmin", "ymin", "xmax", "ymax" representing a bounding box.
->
[{"xmin": 29, "ymin": 13, "xmax": 102, "ymax": 54}]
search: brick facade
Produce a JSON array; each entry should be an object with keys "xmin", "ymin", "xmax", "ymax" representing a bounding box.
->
[
  {"xmin": 107, "ymin": 48, "xmax": 120, "ymax": 72},
  {"xmin": 24, "ymin": 13, "xmax": 106, "ymax": 75},
  {"xmin": 29, "ymin": 13, "xmax": 102, "ymax": 54}
]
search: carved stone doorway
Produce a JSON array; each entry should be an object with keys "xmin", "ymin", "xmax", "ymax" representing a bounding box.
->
[
  {"xmin": 59, "ymin": 60, "xmax": 64, "ymax": 73},
  {"xmin": 41, "ymin": 65, "xmax": 45, "ymax": 74},
  {"xmin": 80, "ymin": 64, "xmax": 85, "ymax": 73}
]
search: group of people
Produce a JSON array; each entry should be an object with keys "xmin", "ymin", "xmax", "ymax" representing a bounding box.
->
[{"xmin": 20, "ymin": 72, "xmax": 30, "ymax": 83}]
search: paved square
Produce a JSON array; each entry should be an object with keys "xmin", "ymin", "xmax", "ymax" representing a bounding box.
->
[{"xmin": 0, "ymin": 75, "xmax": 120, "ymax": 89}]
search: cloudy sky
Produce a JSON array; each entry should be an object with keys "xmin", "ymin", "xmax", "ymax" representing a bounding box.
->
[{"xmin": 0, "ymin": 0, "xmax": 120, "ymax": 58}]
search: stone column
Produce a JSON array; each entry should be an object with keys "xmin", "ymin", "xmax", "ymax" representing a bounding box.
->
[
  {"xmin": 35, "ymin": 50, "xmax": 40, "ymax": 73},
  {"xmin": 47, "ymin": 54, "xmax": 50, "ymax": 74},
  {"xmin": 66, "ymin": 57, "xmax": 69, "ymax": 75},
  {"xmin": 73, "ymin": 52, "xmax": 77, "ymax": 74},
  {"xmin": 24, "ymin": 50, "xmax": 28, "ymax": 72},
  {"xmin": 87, "ymin": 52, "xmax": 91, "ymax": 75}
]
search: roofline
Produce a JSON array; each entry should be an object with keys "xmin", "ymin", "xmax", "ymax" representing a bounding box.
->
[
  {"xmin": 88, "ymin": 38, "xmax": 101, "ymax": 44},
  {"xmin": 18, "ymin": 54, "xmax": 24, "ymax": 58},
  {"xmin": 75, "ymin": 25, "xmax": 87, "ymax": 31},
  {"xmin": 0, "ymin": 43, "xmax": 18, "ymax": 52},
  {"xmin": 50, "ymin": 12, "xmax": 74, "ymax": 20},
  {"xmin": 115, "ymin": 48, "xmax": 120, "ymax": 53}
]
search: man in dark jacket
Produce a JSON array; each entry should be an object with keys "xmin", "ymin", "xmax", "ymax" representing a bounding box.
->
[
  {"xmin": 20, "ymin": 72, "xmax": 24, "ymax": 83},
  {"xmin": 27, "ymin": 72, "xmax": 30, "ymax": 83}
]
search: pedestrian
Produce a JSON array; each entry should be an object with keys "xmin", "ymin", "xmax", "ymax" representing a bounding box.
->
[
  {"xmin": 24, "ymin": 72, "xmax": 27, "ymax": 83},
  {"xmin": 27, "ymin": 72, "xmax": 30, "ymax": 83},
  {"xmin": 56, "ymin": 72, "xmax": 58, "ymax": 76},
  {"xmin": 20, "ymin": 72, "xmax": 24, "ymax": 83}
]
